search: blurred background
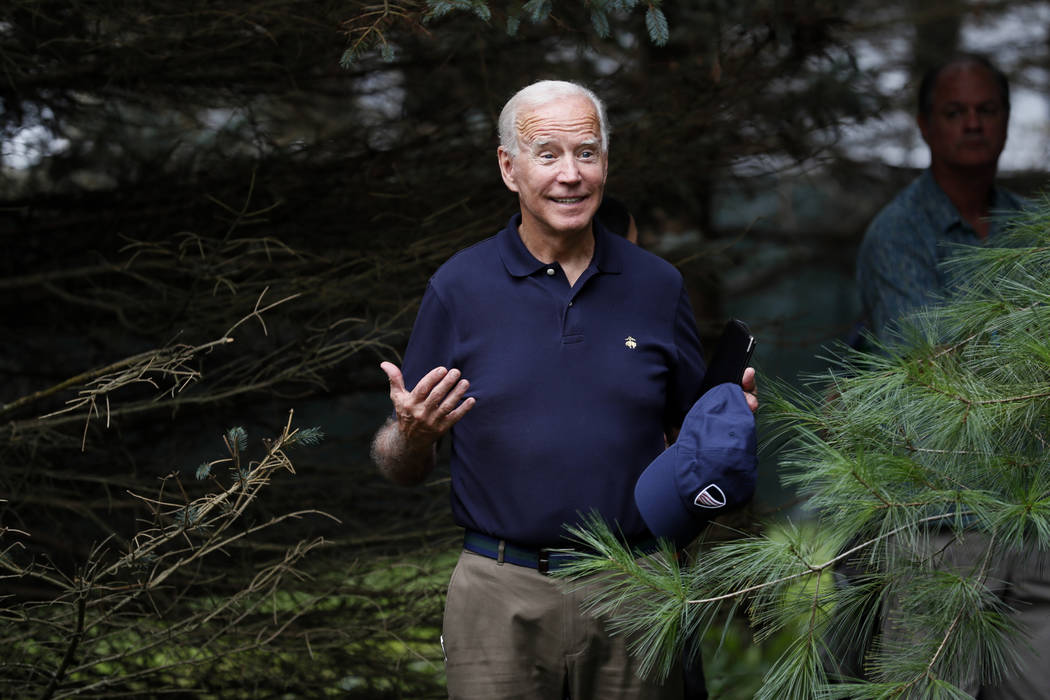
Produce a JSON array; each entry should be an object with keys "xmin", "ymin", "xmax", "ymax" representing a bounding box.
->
[{"xmin": 2, "ymin": 1, "xmax": 1049, "ymax": 697}]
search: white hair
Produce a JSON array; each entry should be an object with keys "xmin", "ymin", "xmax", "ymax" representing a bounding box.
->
[{"xmin": 497, "ymin": 80, "xmax": 609, "ymax": 157}]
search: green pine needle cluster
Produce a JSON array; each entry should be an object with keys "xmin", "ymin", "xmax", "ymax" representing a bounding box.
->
[
  {"xmin": 291, "ymin": 426, "xmax": 325, "ymax": 447},
  {"xmin": 558, "ymin": 197, "xmax": 1050, "ymax": 698},
  {"xmin": 193, "ymin": 423, "xmax": 323, "ymax": 482},
  {"xmin": 341, "ymin": 1, "xmax": 671, "ymax": 66}
]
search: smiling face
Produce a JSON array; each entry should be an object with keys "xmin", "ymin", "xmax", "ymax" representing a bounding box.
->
[
  {"xmin": 919, "ymin": 62, "xmax": 1008, "ymax": 172},
  {"xmin": 497, "ymin": 94, "xmax": 608, "ymax": 240}
]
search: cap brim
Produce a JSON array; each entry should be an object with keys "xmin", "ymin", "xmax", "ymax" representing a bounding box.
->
[{"xmin": 634, "ymin": 443, "xmax": 703, "ymax": 548}]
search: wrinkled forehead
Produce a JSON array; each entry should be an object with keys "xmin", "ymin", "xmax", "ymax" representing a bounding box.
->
[{"xmin": 515, "ymin": 97, "xmax": 603, "ymax": 149}]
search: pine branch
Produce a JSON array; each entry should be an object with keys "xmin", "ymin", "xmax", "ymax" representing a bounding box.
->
[{"xmin": 565, "ymin": 196, "xmax": 1050, "ymax": 695}]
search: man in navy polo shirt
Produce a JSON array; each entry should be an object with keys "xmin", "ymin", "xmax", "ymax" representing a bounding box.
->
[{"xmin": 371, "ymin": 80, "xmax": 758, "ymax": 700}]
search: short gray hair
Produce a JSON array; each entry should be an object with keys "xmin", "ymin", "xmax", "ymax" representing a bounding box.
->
[{"xmin": 497, "ymin": 80, "xmax": 609, "ymax": 157}]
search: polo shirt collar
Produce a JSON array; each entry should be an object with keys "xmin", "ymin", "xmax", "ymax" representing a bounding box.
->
[
  {"xmin": 919, "ymin": 168, "xmax": 1010, "ymax": 237},
  {"xmin": 496, "ymin": 213, "xmax": 624, "ymax": 278}
]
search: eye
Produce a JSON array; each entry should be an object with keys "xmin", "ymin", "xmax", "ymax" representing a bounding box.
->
[{"xmin": 978, "ymin": 103, "xmax": 1001, "ymax": 117}]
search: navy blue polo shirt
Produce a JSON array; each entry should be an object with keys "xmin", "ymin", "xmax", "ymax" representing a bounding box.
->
[{"xmin": 401, "ymin": 214, "xmax": 706, "ymax": 548}]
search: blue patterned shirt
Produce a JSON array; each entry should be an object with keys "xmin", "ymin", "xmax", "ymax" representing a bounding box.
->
[{"xmin": 856, "ymin": 169, "xmax": 1027, "ymax": 342}]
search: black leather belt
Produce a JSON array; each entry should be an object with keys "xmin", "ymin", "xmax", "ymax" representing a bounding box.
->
[{"xmin": 463, "ymin": 531, "xmax": 663, "ymax": 575}]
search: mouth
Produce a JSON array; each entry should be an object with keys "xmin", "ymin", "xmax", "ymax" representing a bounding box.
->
[{"xmin": 550, "ymin": 196, "xmax": 587, "ymax": 204}]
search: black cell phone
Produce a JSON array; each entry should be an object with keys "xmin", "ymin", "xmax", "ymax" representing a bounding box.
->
[{"xmin": 698, "ymin": 319, "xmax": 756, "ymax": 395}]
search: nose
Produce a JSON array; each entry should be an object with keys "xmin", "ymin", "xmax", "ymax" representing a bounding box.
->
[
  {"xmin": 556, "ymin": 158, "xmax": 582, "ymax": 183},
  {"xmin": 963, "ymin": 107, "xmax": 983, "ymax": 131}
]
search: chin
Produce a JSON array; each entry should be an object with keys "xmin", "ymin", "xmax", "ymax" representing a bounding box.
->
[
  {"xmin": 547, "ymin": 222, "xmax": 590, "ymax": 237},
  {"xmin": 562, "ymin": 213, "xmax": 598, "ymax": 233},
  {"xmin": 951, "ymin": 156, "xmax": 1000, "ymax": 170},
  {"xmin": 548, "ymin": 209, "xmax": 596, "ymax": 230},
  {"xmin": 955, "ymin": 144, "xmax": 1002, "ymax": 160}
]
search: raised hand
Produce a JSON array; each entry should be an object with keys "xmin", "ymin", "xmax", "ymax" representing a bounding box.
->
[
  {"xmin": 371, "ymin": 362, "xmax": 475, "ymax": 485},
  {"xmin": 380, "ymin": 362, "xmax": 475, "ymax": 448}
]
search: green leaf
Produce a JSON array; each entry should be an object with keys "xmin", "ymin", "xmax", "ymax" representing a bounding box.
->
[
  {"xmin": 425, "ymin": 0, "xmax": 483, "ymax": 22},
  {"xmin": 293, "ymin": 427, "xmax": 325, "ymax": 447},
  {"xmin": 523, "ymin": 0, "xmax": 551, "ymax": 23},
  {"xmin": 226, "ymin": 426, "xmax": 248, "ymax": 452},
  {"xmin": 470, "ymin": 0, "xmax": 492, "ymax": 21},
  {"xmin": 645, "ymin": 6, "xmax": 669, "ymax": 46},
  {"xmin": 425, "ymin": 0, "xmax": 451, "ymax": 19},
  {"xmin": 591, "ymin": 9, "xmax": 611, "ymax": 38}
]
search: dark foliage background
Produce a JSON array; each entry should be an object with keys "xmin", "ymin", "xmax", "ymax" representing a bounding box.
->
[{"xmin": 2, "ymin": 1, "xmax": 1048, "ymax": 697}]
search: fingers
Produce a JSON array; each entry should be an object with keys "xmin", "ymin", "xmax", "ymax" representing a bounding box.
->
[
  {"xmin": 380, "ymin": 361, "xmax": 405, "ymax": 395},
  {"xmin": 382, "ymin": 363, "xmax": 462, "ymax": 407},
  {"xmin": 411, "ymin": 365, "xmax": 452, "ymax": 400},
  {"xmin": 741, "ymin": 366, "xmax": 756, "ymax": 392},
  {"xmin": 741, "ymin": 366, "xmax": 759, "ymax": 414},
  {"xmin": 426, "ymin": 369, "xmax": 475, "ymax": 430},
  {"xmin": 446, "ymin": 395, "xmax": 476, "ymax": 422},
  {"xmin": 434, "ymin": 370, "xmax": 471, "ymax": 413},
  {"xmin": 417, "ymin": 367, "xmax": 461, "ymax": 407},
  {"xmin": 379, "ymin": 363, "xmax": 476, "ymax": 442}
]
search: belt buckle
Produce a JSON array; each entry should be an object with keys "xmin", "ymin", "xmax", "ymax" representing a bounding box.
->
[{"xmin": 537, "ymin": 550, "xmax": 550, "ymax": 574}]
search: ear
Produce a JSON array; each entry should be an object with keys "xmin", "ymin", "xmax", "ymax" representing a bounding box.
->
[{"xmin": 497, "ymin": 146, "xmax": 519, "ymax": 193}]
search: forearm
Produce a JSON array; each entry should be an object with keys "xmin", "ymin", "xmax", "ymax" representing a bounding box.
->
[{"xmin": 370, "ymin": 417, "xmax": 437, "ymax": 486}]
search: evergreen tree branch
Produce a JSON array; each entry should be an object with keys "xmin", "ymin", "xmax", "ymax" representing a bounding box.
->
[
  {"xmin": 565, "ymin": 199, "xmax": 1050, "ymax": 695},
  {"xmin": 684, "ymin": 513, "xmax": 966, "ymax": 606}
]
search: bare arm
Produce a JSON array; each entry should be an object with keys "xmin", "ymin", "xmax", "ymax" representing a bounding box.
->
[
  {"xmin": 371, "ymin": 362, "xmax": 475, "ymax": 486},
  {"xmin": 371, "ymin": 416, "xmax": 438, "ymax": 486}
]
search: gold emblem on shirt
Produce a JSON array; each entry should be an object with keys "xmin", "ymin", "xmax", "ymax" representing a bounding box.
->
[{"xmin": 625, "ymin": 336, "xmax": 637, "ymax": 350}]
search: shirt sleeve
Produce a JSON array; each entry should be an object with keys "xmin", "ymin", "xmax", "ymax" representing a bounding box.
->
[
  {"xmin": 666, "ymin": 284, "xmax": 707, "ymax": 432},
  {"xmin": 400, "ymin": 280, "xmax": 457, "ymax": 392}
]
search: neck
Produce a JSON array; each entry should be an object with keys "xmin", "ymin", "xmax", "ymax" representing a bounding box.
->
[
  {"xmin": 518, "ymin": 217, "xmax": 595, "ymax": 286},
  {"xmin": 929, "ymin": 161, "xmax": 997, "ymax": 237}
]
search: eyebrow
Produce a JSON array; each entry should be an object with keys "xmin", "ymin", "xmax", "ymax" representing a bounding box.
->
[
  {"xmin": 528, "ymin": 137, "xmax": 601, "ymax": 151},
  {"xmin": 942, "ymin": 99, "xmax": 1001, "ymax": 108}
]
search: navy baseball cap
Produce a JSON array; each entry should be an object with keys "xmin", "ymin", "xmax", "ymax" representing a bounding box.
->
[{"xmin": 635, "ymin": 383, "xmax": 757, "ymax": 547}]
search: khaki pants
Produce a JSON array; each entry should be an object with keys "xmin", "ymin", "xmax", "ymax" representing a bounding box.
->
[
  {"xmin": 881, "ymin": 531, "xmax": 1050, "ymax": 699},
  {"xmin": 442, "ymin": 550, "xmax": 683, "ymax": 700}
]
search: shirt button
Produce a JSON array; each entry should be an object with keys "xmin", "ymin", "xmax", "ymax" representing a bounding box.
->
[
  {"xmin": 546, "ymin": 268, "xmax": 555, "ymax": 276},
  {"xmin": 568, "ymin": 302, "xmax": 573, "ymax": 307}
]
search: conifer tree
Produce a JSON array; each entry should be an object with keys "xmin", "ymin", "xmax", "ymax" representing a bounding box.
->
[{"xmin": 558, "ymin": 197, "xmax": 1050, "ymax": 698}]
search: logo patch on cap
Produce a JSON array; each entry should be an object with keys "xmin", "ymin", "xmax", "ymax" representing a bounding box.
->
[{"xmin": 693, "ymin": 484, "xmax": 727, "ymax": 509}]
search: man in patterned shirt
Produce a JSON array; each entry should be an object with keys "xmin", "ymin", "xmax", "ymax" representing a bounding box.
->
[
  {"xmin": 855, "ymin": 53, "xmax": 1049, "ymax": 698},
  {"xmin": 856, "ymin": 52, "xmax": 1026, "ymax": 343}
]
